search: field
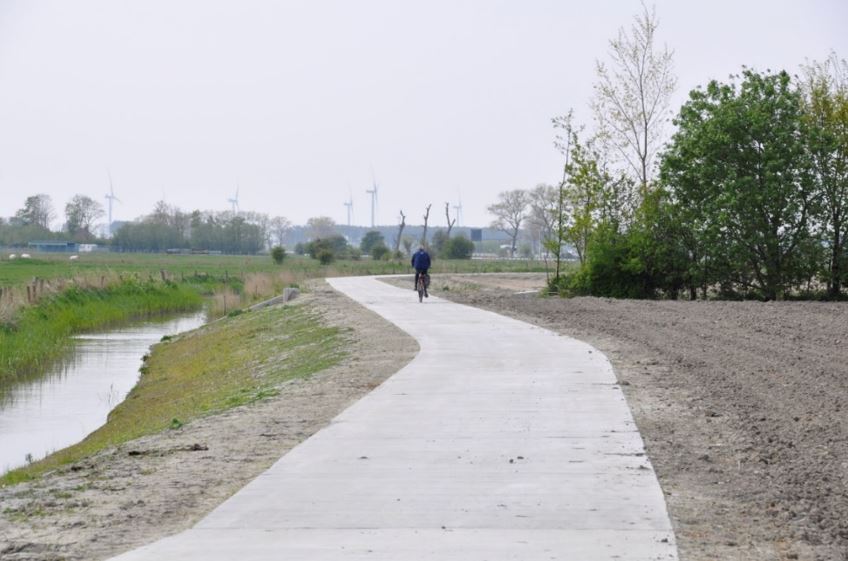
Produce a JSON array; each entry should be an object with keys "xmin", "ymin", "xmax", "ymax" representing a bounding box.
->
[{"xmin": 0, "ymin": 251, "xmax": 548, "ymax": 289}]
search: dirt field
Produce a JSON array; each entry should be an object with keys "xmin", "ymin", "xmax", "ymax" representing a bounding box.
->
[
  {"xmin": 0, "ymin": 281, "xmax": 418, "ymax": 561},
  {"xmin": 427, "ymin": 274, "xmax": 848, "ymax": 561}
]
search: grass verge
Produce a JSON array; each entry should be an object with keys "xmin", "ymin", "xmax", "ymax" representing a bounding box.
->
[
  {"xmin": 0, "ymin": 280, "xmax": 203, "ymax": 382},
  {"xmin": 1, "ymin": 299, "xmax": 346, "ymax": 485}
]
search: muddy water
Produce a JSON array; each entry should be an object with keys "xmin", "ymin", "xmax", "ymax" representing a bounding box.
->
[{"xmin": 0, "ymin": 312, "xmax": 206, "ymax": 473}]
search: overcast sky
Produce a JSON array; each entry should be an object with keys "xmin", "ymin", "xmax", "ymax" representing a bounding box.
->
[{"xmin": 1, "ymin": 0, "xmax": 846, "ymax": 229}]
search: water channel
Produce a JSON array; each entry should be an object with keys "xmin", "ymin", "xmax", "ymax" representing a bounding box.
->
[{"xmin": 0, "ymin": 311, "xmax": 207, "ymax": 473}]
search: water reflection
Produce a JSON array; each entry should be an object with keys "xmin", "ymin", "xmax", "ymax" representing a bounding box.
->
[{"xmin": 0, "ymin": 312, "xmax": 206, "ymax": 473}]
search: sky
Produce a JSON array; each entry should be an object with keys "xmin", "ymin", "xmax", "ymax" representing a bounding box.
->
[{"xmin": 1, "ymin": 0, "xmax": 846, "ymax": 229}]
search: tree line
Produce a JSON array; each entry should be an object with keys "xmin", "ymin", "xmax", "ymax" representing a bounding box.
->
[
  {"xmin": 489, "ymin": 5, "xmax": 847, "ymax": 300},
  {"xmin": 0, "ymin": 194, "xmax": 108, "ymax": 245},
  {"xmin": 111, "ymin": 202, "xmax": 291, "ymax": 254}
]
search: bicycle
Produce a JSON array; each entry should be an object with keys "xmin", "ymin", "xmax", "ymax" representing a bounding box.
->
[{"xmin": 416, "ymin": 272, "xmax": 430, "ymax": 303}]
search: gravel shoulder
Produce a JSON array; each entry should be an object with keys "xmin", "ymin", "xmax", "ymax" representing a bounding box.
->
[
  {"xmin": 0, "ymin": 280, "xmax": 418, "ymax": 561},
  {"xmin": 419, "ymin": 273, "xmax": 848, "ymax": 561}
]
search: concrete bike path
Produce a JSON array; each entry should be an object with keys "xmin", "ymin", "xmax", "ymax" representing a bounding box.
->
[{"xmin": 110, "ymin": 276, "xmax": 678, "ymax": 561}]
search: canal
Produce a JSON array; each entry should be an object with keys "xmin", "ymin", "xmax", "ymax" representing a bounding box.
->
[{"xmin": 0, "ymin": 311, "xmax": 206, "ymax": 473}]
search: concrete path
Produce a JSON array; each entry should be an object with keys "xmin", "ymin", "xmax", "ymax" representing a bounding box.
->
[{"xmin": 110, "ymin": 276, "xmax": 678, "ymax": 560}]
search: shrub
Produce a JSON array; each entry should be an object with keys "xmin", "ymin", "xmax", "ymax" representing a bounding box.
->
[
  {"xmin": 442, "ymin": 235, "xmax": 474, "ymax": 259},
  {"xmin": 371, "ymin": 243, "xmax": 391, "ymax": 261},
  {"xmin": 270, "ymin": 246, "xmax": 286, "ymax": 265}
]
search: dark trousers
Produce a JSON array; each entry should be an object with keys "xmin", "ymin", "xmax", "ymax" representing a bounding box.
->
[{"xmin": 414, "ymin": 269, "xmax": 429, "ymax": 290}]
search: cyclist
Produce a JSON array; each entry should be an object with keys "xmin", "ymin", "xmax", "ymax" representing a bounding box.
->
[{"xmin": 411, "ymin": 245, "xmax": 431, "ymax": 297}]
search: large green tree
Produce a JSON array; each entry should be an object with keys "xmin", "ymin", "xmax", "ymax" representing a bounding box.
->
[{"xmin": 661, "ymin": 70, "xmax": 818, "ymax": 300}]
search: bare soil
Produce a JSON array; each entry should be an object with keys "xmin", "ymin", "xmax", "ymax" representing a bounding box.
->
[
  {"xmin": 0, "ymin": 280, "xmax": 418, "ymax": 561},
  {"xmin": 427, "ymin": 274, "xmax": 848, "ymax": 561}
]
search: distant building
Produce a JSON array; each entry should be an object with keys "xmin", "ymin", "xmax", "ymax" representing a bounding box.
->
[{"xmin": 27, "ymin": 241, "xmax": 78, "ymax": 253}]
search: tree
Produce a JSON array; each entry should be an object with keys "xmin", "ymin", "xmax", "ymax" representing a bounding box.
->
[
  {"xmin": 592, "ymin": 2, "xmax": 676, "ymax": 193},
  {"xmin": 271, "ymin": 245, "xmax": 286, "ymax": 265},
  {"xmin": 549, "ymin": 110, "xmax": 580, "ymax": 284},
  {"xmin": 15, "ymin": 194, "xmax": 54, "ymax": 229},
  {"xmin": 360, "ymin": 230, "xmax": 385, "ymax": 254},
  {"xmin": 802, "ymin": 52, "xmax": 848, "ymax": 297},
  {"xmin": 394, "ymin": 211, "xmax": 406, "ymax": 255},
  {"xmin": 431, "ymin": 229, "xmax": 449, "ymax": 255},
  {"xmin": 444, "ymin": 202, "xmax": 456, "ymax": 238},
  {"xmin": 421, "ymin": 204, "xmax": 432, "ymax": 247},
  {"xmin": 65, "ymin": 194, "xmax": 104, "ymax": 239},
  {"xmin": 661, "ymin": 70, "xmax": 818, "ymax": 300},
  {"xmin": 306, "ymin": 216, "xmax": 336, "ymax": 240},
  {"xmin": 527, "ymin": 184, "xmax": 559, "ymax": 258},
  {"xmin": 270, "ymin": 216, "xmax": 292, "ymax": 248},
  {"xmin": 488, "ymin": 189, "xmax": 529, "ymax": 257}
]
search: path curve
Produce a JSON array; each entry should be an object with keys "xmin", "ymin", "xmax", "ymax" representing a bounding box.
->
[{"xmin": 110, "ymin": 276, "xmax": 678, "ymax": 560}]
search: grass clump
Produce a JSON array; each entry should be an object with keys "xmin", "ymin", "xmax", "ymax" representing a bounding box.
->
[{"xmin": 2, "ymin": 299, "xmax": 346, "ymax": 485}]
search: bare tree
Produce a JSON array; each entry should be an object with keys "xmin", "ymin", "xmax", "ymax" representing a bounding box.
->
[
  {"xmin": 592, "ymin": 2, "xmax": 676, "ymax": 192},
  {"xmin": 488, "ymin": 189, "xmax": 529, "ymax": 257},
  {"xmin": 445, "ymin": 202, "xmax": 456, "ymax": 238},
  {"xmin": 65, "ymin": 194, "xmax": 105, "ymax": 239},
  {"xmin": 420, "ymin": 204, "xmax": 432, "ymax": 247},
  {"xmin": 306, "ymin": 216, "xmax": 336, "ymax": 240},
  {"xmin": 394, "ymin": 211, "xmax": 406, "ymax": 254},
  {"xmin": 527, "ymin": 184, "xmax": 559, "ymax": 257},
  {"xmin": 270, "ymin": 216, "xmax": 292, "ymax": 247}
]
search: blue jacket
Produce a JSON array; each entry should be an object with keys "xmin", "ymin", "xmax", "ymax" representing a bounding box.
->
[{"xmin": 411, "ymin": 249, "xmax": 431, "ymax": 271}]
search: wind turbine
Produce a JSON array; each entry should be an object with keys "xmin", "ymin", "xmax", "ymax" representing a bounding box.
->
[
  {"xmin": 365, "ymin": 172, "xmax": 379, "ymax": 228},
  {"xmin": 105, "ymin": 170, "xmax": 121, "ymax": 237},
  {"xmin": 228, "ymin": 185, "xmax": 240, "ymax": 214},
  {"xmin": 453, "ymin": 191, "xmax": 463, "ymax": 227},
  {"xmin": 343, "ymin": 192, "xmax": 354, "ymax": 227}
]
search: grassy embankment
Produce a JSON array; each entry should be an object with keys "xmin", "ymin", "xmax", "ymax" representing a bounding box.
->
[
  {"xmin": 0, "ymin": 279, "xmax": 203, "ymax": 383},
  {"xmin": 2, "ymin": 299, "xmax": 345, "ymax": 485}
]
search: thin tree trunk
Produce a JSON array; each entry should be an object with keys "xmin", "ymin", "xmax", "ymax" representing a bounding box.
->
[
  {"xmin": 394, "ymin": 211, "xmax": 406, "ymax": 254},
  {"xmin": 421, "ymin": 204, "xmax": 432, "ymax": 247}
]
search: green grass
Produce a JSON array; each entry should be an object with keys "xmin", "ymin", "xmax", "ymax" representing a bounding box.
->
[
  {"xmin": 0, "ymin": 280, "xmax": 203, "ymax": 382},
  {"xmin": 0, "ymin": 252, "xmax": 548, "ymax": 289},
  {"xmin": 1, "ymin": 300, "xmax": 345, "ymax": 485},
  {"xmin": 0, "ymin": 253, "xmax": 285, "ymax": 288}
]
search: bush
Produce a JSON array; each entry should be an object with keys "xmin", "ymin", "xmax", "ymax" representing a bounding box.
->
[
  {"xmin": 306, "ymin": 235, "xmax": 351, "ymax": 262},
  {"xmin": 371, "ymin": 243, "xmax": 391, "ymax": 261},
  {"xmin": 360, "ymin": 231, "xmax": 385, "ymax": 254},
  {"xmin": 270, "ymin": 245, "xmax": 286, "ymax": 265},
  {"xmin": 317, "ymin": 249, "xmax": 334, "ymax": 265},
  {"xmin": 442, "ymin": 235, "xmax": 474, "ymax": 259}
]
